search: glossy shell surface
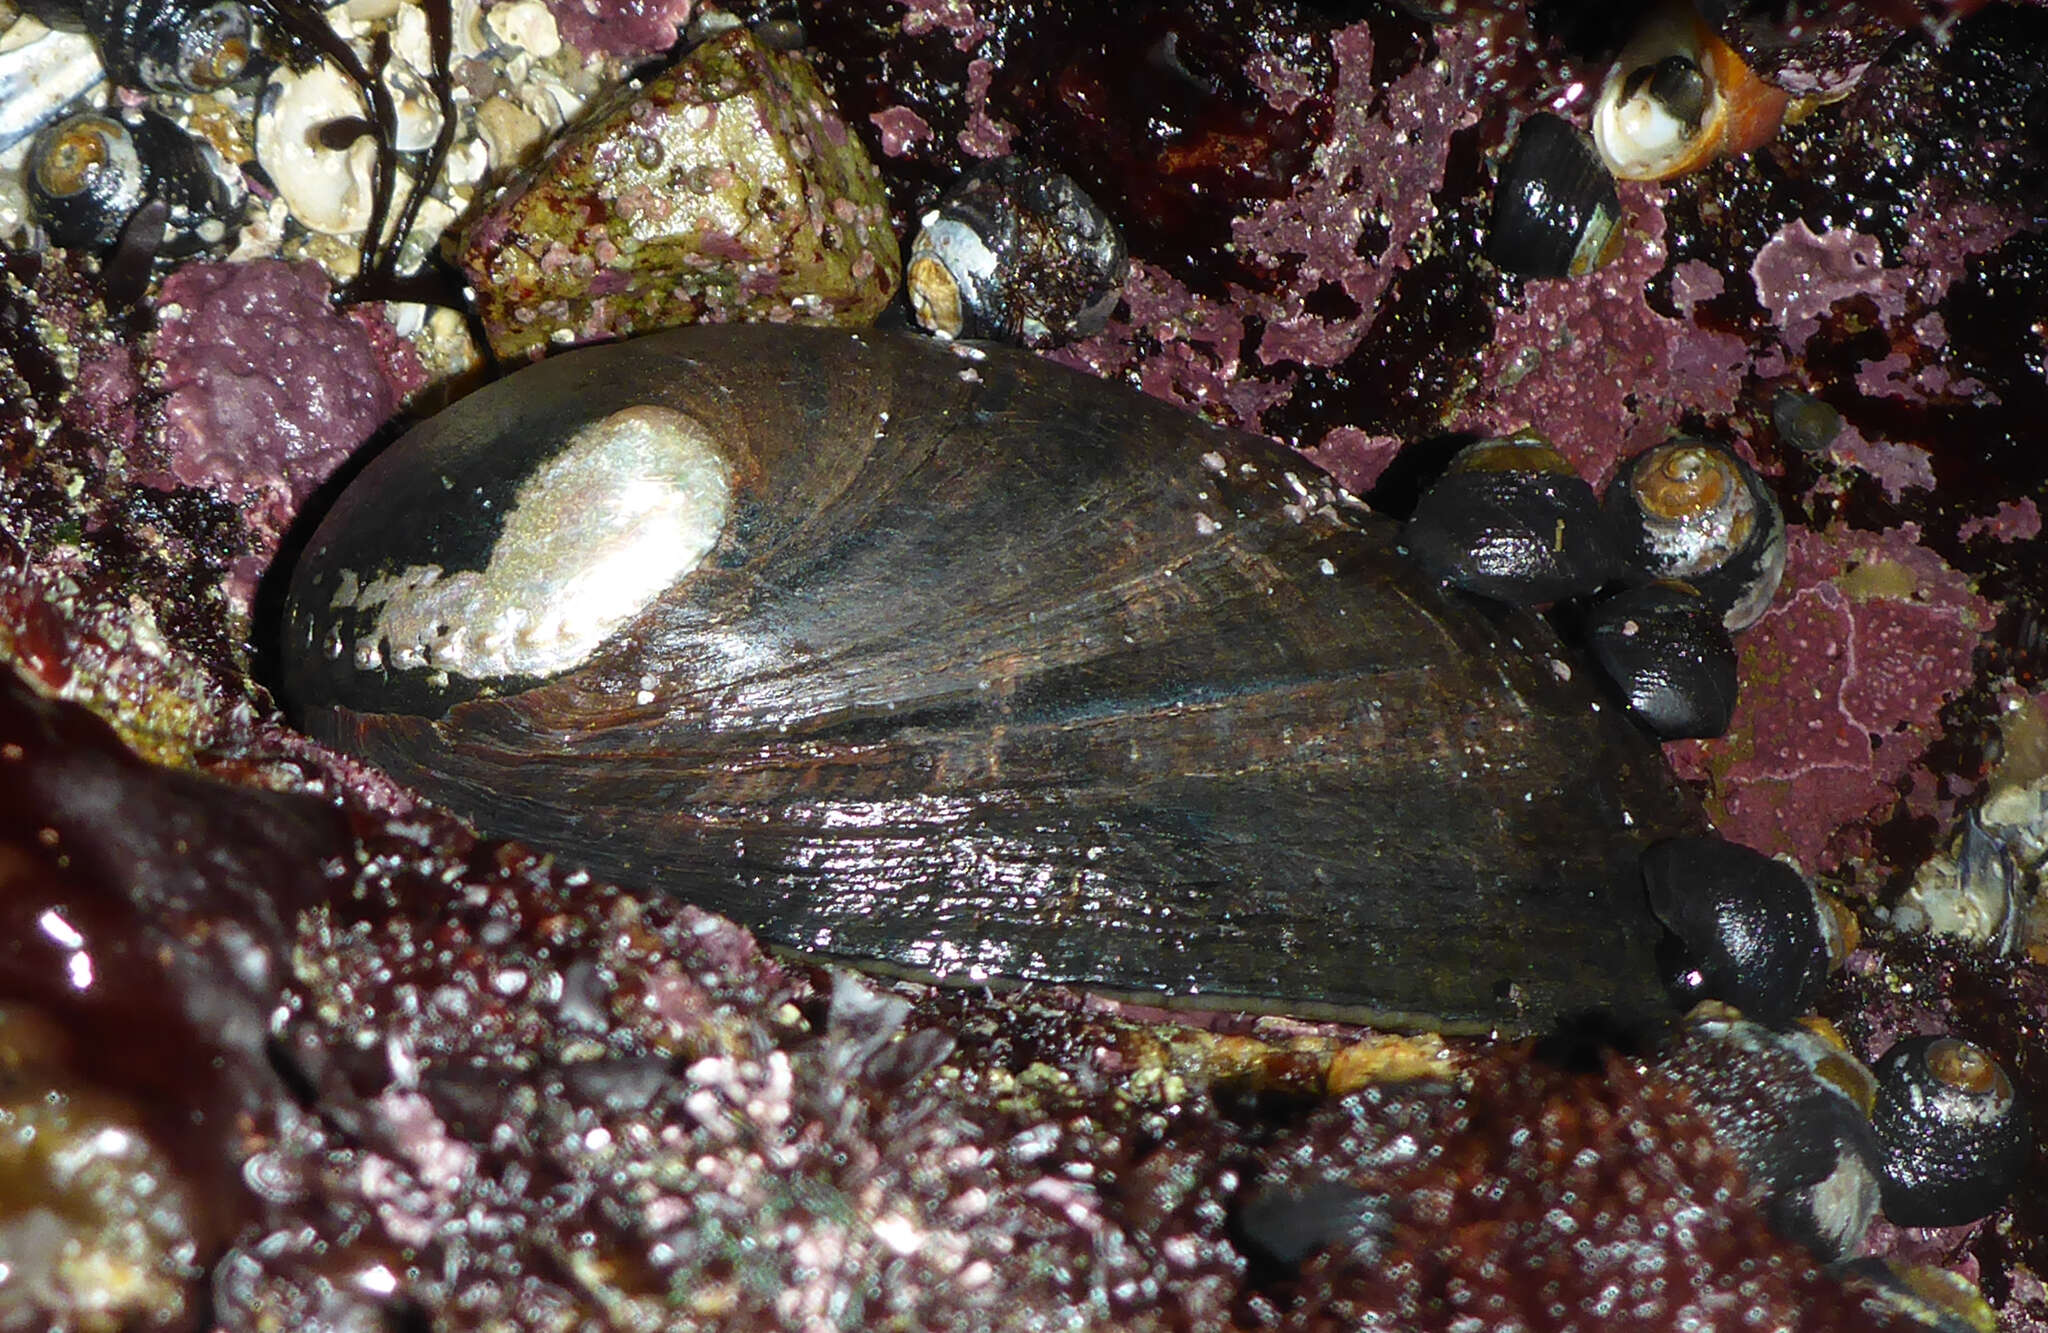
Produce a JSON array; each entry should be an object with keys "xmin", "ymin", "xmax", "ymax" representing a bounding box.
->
[
  {"xmin": 1640, "ymin": 835, "xmax": 1830, "ymax": 1025},
  {"xmin": 1403, "ymin": 436, "xmax": 1624, "ymax": 606},
  {"xmin": 1871, "ymin": 1036, "xmax": 2032, "ymax": 1228},
  {"xmin": 906, "ymin": 154, "xmax": 1128, "ymax": 347},
  {"xmin": 282, "ymin": 326, "xmax": 1707, "ymax": 1032},
  {"xmin": 1583, "ymin": 580, "xmax": 1738, "ymax": 739},
  {"xmin": 1592, "ymin": 0, "xmax": 1791, "ymax": 181},
  {"xmin": 1605, "ymin": 436, "xmax": 1787, "ymax": 630},
  {"xmin": 1485, "ymin": 112, "xmax": 1622, "ymax": 280}
]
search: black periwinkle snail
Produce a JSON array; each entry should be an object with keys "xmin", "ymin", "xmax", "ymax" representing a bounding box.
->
[
  {"xmin": 1639, "ymin": 835, "xmax": 1831, "ymax": 1026},
  {"xmin": 20, "ymin": 0, "xmax": 256, "ymax": 92},
  {"xmin": 1401, "ymin": 435, "xmax": 1625, "ymax": 607},
  {"xmin": 1485, "ymin": 112, "xmax": 1623, "ymax": 280},
  {"xmin": 1870, "ymin": 1036, "xmax": 2031, "ymax": 1228},
  {"xmin": 906, "ymin": 155, "xmax": 1129, "ymax": 347},
  {"xmin": 1581, "ymin": 579, "xmax": 1737, "ymax": 739},
  {"xmin": 281, "ymin": 326, "xmax": 1711, "ymax": 1032},
  {"xmin": 27, "ymin": 108, "xmax": 246, "ymax": 257},
  {"xmin": 1604, "ymin": 436, "xmax": 1786, "ymax": 631}
]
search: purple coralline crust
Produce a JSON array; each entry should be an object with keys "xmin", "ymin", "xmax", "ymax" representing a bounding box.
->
[
  {"xmin": 63, "ymin": 348, "xmax": 142, "ymax": 458},
  {"xmin": 539, "ymin": 0, "xmax": 691, "ymax": 62},
  {"xmin": 1458, "ymin": 188, "xmax": 1749, "ymax": 482},
  {"xmin": 870, "ymin": 104, "xmax": 934, "ymax": 156},
  {"xmin": 1669, "ymin": 524, "xmax": 1989, "ymax": 874},
  {"xmin": 149, "ymin": 260, "xmax": 396, "ymax": 541},
  {"xmin": 955, "ymin": 56, "xmax": 1013, "ymax": 156},
  {"xmin": 1233, "ymin": 25, "xmax": 1474, "ymax": 378},
  {"xmin": 1048, "ymin": 261, "xmax": 1290, "ymax": 431},
  {"xmin": 895, "ymin": 0, "xmax": 993, "ymax": 51},
  {"xmin": 1827, "ymin": 420, "xmax": 1940, "ymax": 502},
  {"xmin": 1751, "ymin": 219, "xmax": 1894, "ymax": 353},
  {"xmin": 1959, "ymin": 497, "xmax": 2044, "ymax": 541},
  {"xmin": 1304, "ymin": 425, "xmax": 1406, "ymax": 494}
]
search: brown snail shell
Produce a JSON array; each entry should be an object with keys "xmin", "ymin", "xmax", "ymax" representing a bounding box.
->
[
  {"xmin": 280, "ymin": 326, "xmax": 1707, "ymax": 1033},
  {"xmin": 1592, "ymin": 0, "xmax": 1791, "ymax": 181}
]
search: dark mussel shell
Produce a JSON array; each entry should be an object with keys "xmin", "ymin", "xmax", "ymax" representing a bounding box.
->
[
  {"xmin": 27, "ymin": 108, "xmax": 246, "ymax": 257},
  {"xmin": 906, "ymin": 155, "xmax": 1129, "ymax": 347},
  {"xmin": 1604, "ymin": 435, "xmax": 1787, "ymax": 630},
  {"xmin": 1582, "ymin": 579, "xmax": 1738, "ymax": 739},
  {"xmin": 1485, "ymin": 112, "xmax": 1623, "ymax": 280},
  {"xmin": 1640, "ymin": 835, "xmax": 1831, "ymax": 1025},
  {"xmin": 1870, "ymin": 1036, "xmax": 2031, "ymax": 1228},
  {"xmin": 281, "ymin": 327, "xmax": 1708, "ymax": 1032},
  {"xmin": 1402, "ymin": 436, "xmax": 1625, "ymax": 606}
]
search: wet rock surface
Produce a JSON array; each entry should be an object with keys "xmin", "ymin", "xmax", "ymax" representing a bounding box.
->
[
  {"xmin": 3, "ymin": 0, "xmax": 2048, "ymax": 1328},
  {"xmin": 455, "ymin": 25, "xmax": 900, "ymax": 360}
]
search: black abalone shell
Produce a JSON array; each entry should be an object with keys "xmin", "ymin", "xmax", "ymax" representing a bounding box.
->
[{"xmin": 281, "ymin": 326, "xmax": 1706, "ymax": 1032}]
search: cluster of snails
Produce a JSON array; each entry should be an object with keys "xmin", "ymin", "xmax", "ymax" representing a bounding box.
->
[
  {"xmin": 17, "ymin": 0, "xmax": 259, "ymax": 260},
  {"xmin": 1403, "ymin": 432, "xmax": 1782, "ymax": 740},
  {"xmin": 1486, "ymin": 0, "xmax": 1803, "ymax": 280},
  {"xmin": 1662, "ymin": 1002, "xmax": 2028, "ymax": 1262},
  {"xmin": 1401, "ymin": 425, "xmax": 2031, "ymax": 1248}
]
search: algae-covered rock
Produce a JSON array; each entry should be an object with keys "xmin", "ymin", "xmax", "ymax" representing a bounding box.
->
[{"xmin": 455, "ymin": 27, "xmax": 900, "ymax": 360}]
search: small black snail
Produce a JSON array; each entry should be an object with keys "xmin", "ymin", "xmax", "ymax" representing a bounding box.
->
[
  {"xmin": 1870, "ymin": 1036, "xmax": 2031, "ymax": 1228},
  {"xmin": 27, "ymin": 108, "xmax": 246, "ymax": 257},
  {"xmin": 20, "ymin": 0, "xmax": 256, "ymax": 93},
  {"xmin": 1581, "ymin": 579, "xmax": 1738, "ymax": 739},
  {"xmin": 906, "ymin": 155, "xmax": 1129, "ymax": 347},
  {"xmin": 1401, "ymin": 435, "xmax": 1625, "ymax": 607},
  {"xmin": 1663, "ymin": 1006, "xmax": 1881, "ymax": 1261},
  {"xmin": 281, "ymin": 326, "xmax": 1710, "ymax": 1033},
  {"xmin": 1639, "ymin": 835, "xmax": 1832, "ymax": 1025},
  {"xmin": 1485, "ymin": 112, "xmax": 1623, "ymax": 281}
]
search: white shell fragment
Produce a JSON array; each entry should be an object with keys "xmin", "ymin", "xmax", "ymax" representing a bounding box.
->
[
  {"xmin": 333, "ymin": 405, "xmax": 733, "ymax": 682},
  {"xmin": 0, "ymin": 26, "xmax": 105, "ymax": 154},
  {"xmin": 256, "ymin": 62, "xmax": 379, "ymax": 236}
]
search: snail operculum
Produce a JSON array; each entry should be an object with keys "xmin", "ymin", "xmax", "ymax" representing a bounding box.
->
[{"xmin": 1592, "ymin": 0, "xmax": 1791, "ymax": 181}]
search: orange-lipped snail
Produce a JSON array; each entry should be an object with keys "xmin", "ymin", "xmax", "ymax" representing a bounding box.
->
[{"xmin": 1592, "ymin": 1, "xmax": 1791, "ymax": 181}]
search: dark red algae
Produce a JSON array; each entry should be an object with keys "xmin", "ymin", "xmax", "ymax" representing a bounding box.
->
[{"xmin": 6, "ymin": 0, "xmax": 2048, "ymax": 1327}]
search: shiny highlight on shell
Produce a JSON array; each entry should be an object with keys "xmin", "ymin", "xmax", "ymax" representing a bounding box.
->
[{"xmin": 281, "ymin": 326, "xmax": 1709, "ymax": 1033}]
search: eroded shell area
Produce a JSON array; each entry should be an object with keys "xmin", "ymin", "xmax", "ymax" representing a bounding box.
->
[{"xmin": 318, "ymin": 405, "xmax": 732, "ymax": 683}]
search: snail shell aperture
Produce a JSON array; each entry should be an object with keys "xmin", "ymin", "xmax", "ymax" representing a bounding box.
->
[
  {"xmin": 1592, "ymin": 0, "xmax": 1791, "ymax": 181},
  {"xmin": 281, "ymin": 327, "xmax": 1710, "ymax": 1033}
]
